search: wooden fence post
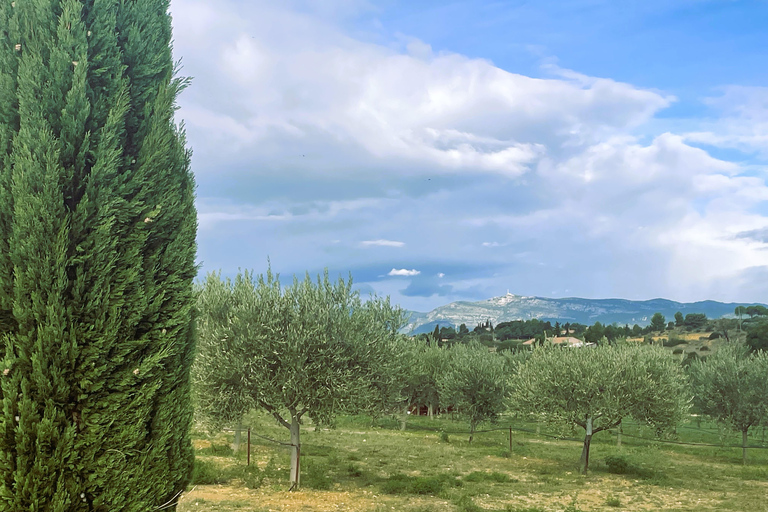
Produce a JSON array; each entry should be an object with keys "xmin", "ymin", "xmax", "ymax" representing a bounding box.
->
[
  {"xmin": 247, "ymin": 427, "xmax": 251, "ymax": 466},
  {"xmin": 509, "ymin": 427, "xmax": 512, "ymax": 452}
]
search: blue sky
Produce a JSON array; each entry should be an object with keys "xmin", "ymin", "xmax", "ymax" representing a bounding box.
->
[{"xmin": 170, "ymin": 0, "xmax": 768, "ymax": 312}]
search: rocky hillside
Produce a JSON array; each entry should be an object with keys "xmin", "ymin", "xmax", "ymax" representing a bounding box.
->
[{"xmin": 405, "ymin": 293, "xmax": 761, "ymax": 334}]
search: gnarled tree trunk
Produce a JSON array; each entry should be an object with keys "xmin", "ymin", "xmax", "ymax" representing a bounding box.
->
[
  {"xmin": 742, "ymin": 428, "xmax": 749, "ymax": 465},
  {"xmin": 579, "ymin": 417, "xmax": 593, "ymax": 475},
  {"xmin": 289, "ymin": 413, "xmax": 301, "ymax": 490}
]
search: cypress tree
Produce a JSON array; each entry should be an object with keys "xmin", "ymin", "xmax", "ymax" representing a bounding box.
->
[{"xmin": 0, "ymin": 0, "xmax": 197, "ymax": 510}]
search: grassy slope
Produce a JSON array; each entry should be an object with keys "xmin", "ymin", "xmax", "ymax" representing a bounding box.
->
[{"xmin": 178, "ymin": 411, "xmax": 768, "ymax": 512}]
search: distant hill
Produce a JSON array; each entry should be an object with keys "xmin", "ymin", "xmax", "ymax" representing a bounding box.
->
[{"xmin": 404, "ymin": 293, "xmax": 764, "ymax": 334}]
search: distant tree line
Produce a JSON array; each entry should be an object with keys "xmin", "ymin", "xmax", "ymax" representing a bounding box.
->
[{"xmin": 417, "ymin": 304, "xmax": 768, "ymax": 352}]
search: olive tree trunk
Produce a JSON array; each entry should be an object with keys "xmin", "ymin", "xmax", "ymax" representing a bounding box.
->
[
  {"xmin": 579, "ymin": 417, "xmax": 593, "ymax": 475},
  {"xmin": 742, "ymin": 428, "xmax": 748, "ymax": 465},
  {"xmin": 233, "ymin": 419, "xmax": 242, "ymax": 453},
  {"xmin": 289, "ymin": 414, "xmax": 301, "ymax": 490}
]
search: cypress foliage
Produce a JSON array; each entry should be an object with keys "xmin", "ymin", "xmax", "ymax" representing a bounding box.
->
[{"xmin": 0, "ymin": 0, "xmax": 197, "ymax": 510}]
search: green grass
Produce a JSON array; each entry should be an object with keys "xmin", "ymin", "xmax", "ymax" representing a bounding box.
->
[{"xmin": 182, "ymin": 411, "xmax": 768, "ymax": 512}]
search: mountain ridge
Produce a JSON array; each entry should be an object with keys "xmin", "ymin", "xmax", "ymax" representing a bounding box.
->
[{"xmin": 404, "ymin": 293, "xmax": 764, "ymax": 334}]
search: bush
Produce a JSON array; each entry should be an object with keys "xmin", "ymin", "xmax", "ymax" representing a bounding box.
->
[
  {"xmin": 229, "ymin": 464, "xmax": 264, "ymax": 489},
  {"xmin": 699, "ymin": 346, "xmax": 710, "ymax": 352},
  {"xmin": 345, "ymin": 463, "xmax": 363, "ymax": 478},
  {"xmin": 382, "ymin": 473, "xmax": 460, "ymax": 495},
  {"xmin": 464, "ymin": 471, "xmax": 510, "ymax": 483},
  {"xmin": 191, "ymin": 458, "xmax": 225, "ymax": 485},
  {"xmin": 708, "ymin": 332, "xmax": 721, "ymax": 340},
  {"xmin": 453, "ymin": 495, "xmax": 483, "ymax": 512},
  {"xmin": 673, "ymin": 348, "xmax": 684, "ymax": 355},
  {"xmin": 440, "ymin": 431, "xmax": 450, "ymax": 443},
  {"xmin": 605, "ymin": 455, "xmax": 631, "ymax": 474},
  {"xmin": 382, "ymin": 474, "xmax": 411, "ymax": 494},
  {"xmin": 682, "ymin": 351, "xmax": 700, "ymax": 367},
  {"xmin": 604, "ymin": 455, "xmax": 657, "ymax": 479},
  {"xmin": 302, "ymin": 458, "xmax": 333, "ymax": 490},
  {"xmin": 410, "ymin": 477, "xmax": 445, "ymax": 495},
  {"xmin": 605, "ymin": 496, "xmax": 622, "ymax": 507},
  {"xmin": 664, "ymin": 337, "xmax": 687, "ymax": 347}
]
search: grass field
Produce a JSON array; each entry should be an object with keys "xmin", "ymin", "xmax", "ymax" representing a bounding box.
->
[{"xmin": 177, "ymin": 411, "xmax": 768, "ymax": 512}]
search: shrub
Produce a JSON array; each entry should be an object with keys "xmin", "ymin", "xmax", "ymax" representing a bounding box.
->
[
  {"xmin": 345, "ymin": 463, "xmax": 364, "ymax": 478},
  {"xmin": 604, "ymin": 455, "xmax": 657, "ymax": 479},
  {"xmin": 708, "ymin": 332, "xmax": 721, "ymax": 340},
  {"xmin": 440, "ymin": 431, "xmax": 450, "ymax": 443},
  {"xmin": 382, "ymin": 474, "xmax": 412, "ymax": 494},
  {"xmin": 382, "ymin": 473, "xmax": 460, "ymax": 495},
  {"xmin": 410, "ymin": 477, "xmax": 445, "ymax": 495},
  {"xmin": 464, "ymin": 471, "xmax": 510, "ymax": 483},
  {"xmin": 605, "ymin": 455, "xmax": 632, "ymax": 474},
  {"xmin": 454, "ymin": 495, "xmax": 484, "ymax": 512},
  {"xmin": 605, "ymin": 496, "xmax": 622, "ymax": 507},
  {"xmin": 673, "ymin": 348, "xmax": 684, "ymax": 355},
  {"xmin": 665, "ymin": 337, "xmax": 687, "ymax": 347},
  {"xmin": 191, "ymin": 458, "xmax": 224, "ymax": 485},
  {"xmin": 699, "ymin": 345, "xmax": 710, "ymax": 351},
  {"xmin": 229, "ymin": 464, "xmax": 264, "ymax": 489},
  {"xmin": 302, "ymin": 458, "xmax": 333, "ymax": 490}
]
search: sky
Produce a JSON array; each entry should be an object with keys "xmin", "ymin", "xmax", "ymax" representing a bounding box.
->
[{"xmin": 169, "ymin": 0, "xmax": 768, "ymax": 312}]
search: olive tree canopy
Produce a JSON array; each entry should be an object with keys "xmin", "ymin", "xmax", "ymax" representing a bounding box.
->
[
  {"xmin": 690, "ymin": 343, "xmax": 768, "ymax": 464},
  {"xmin": 194, "ymin": 269, "xmax": 406, "ymax": 489},
  {"xmin": 510, "ymin": 344, "xmax": 690, "ymax": 474}
]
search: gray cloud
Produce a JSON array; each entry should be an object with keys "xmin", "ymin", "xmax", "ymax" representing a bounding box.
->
[
  {"xmin": 401, "ymin": 275, "xmax": 454, "ymax": 298},
  {"xmin": 735, "ymin": 228, "xmax": 768, "ymax": 244}
]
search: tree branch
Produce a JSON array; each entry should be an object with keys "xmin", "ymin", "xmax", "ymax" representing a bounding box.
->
[
  {"xmin": 593, "ymin": 419, "xmax": 622, "ymax": 434},
  {"xmin": 259, "ymin": 400, "xmax": 291, "ymax": 429}
]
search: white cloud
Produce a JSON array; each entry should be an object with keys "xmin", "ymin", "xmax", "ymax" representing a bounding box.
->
[
  {"xmin": 683, "ymin": 86, "xmax": 768, "ymax": 157},
  {"xmin": 173, "ymin": 0, "xmax": 672, "ymax": 179},
  {"xmin": 176, "ymin": 0, "xmax": 768, "ymax": 308},
  {"xmin": 360, "ymin": 239, "xmax": 405, "ymax": 247},
  {"xmin": 388, "ymin": 268, "xmax": 421, "ymax": 277}
]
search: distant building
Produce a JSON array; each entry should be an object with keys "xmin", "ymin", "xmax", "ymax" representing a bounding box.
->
[{"xmin": 522, "ymin": 336, "xmax": 593, "ymax": 348}]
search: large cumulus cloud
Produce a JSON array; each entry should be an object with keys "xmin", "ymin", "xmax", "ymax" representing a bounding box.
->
[{"xmin": 172, "ymin": 0, "xmax": 768, "ymax": 310}]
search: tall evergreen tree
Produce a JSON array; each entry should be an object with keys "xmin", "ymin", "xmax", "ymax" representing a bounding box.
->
[{"xmin": 0, "ymin": 0, "xmax": 196, "ymax": 510}]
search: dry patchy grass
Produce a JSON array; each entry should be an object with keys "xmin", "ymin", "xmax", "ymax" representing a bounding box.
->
[{"xmin": 179, "ymin": 412, "xmax": 768, "ymax": 512}]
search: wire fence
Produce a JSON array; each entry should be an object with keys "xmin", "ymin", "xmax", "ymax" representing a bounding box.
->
[{"xmin": 222, "ymin": 417, "xmax": 768, "ymax": 455}]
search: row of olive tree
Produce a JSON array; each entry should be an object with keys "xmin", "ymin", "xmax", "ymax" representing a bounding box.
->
[{"xmin": 194, "ymin": 269, "xmax": 766, "ymax": 485}]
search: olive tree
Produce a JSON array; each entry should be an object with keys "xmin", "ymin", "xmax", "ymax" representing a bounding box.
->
[
  {"xmin": 510, "ymin": 344, "xmax": 690, "ymax": 474},
  {"xmin": 438, "ymin": 343, "xmax": 509, "ymax": 442},
  {"xmin": 194, "ymin": 269, "xmax": 405, "ymax": 489},
  {"xmin": 399, "ymin": 342, "xmax": 449, "ymax": 426},
  {"xmin": 689, "ymin": 343, "xmax": 768, "ymax": 464}
]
